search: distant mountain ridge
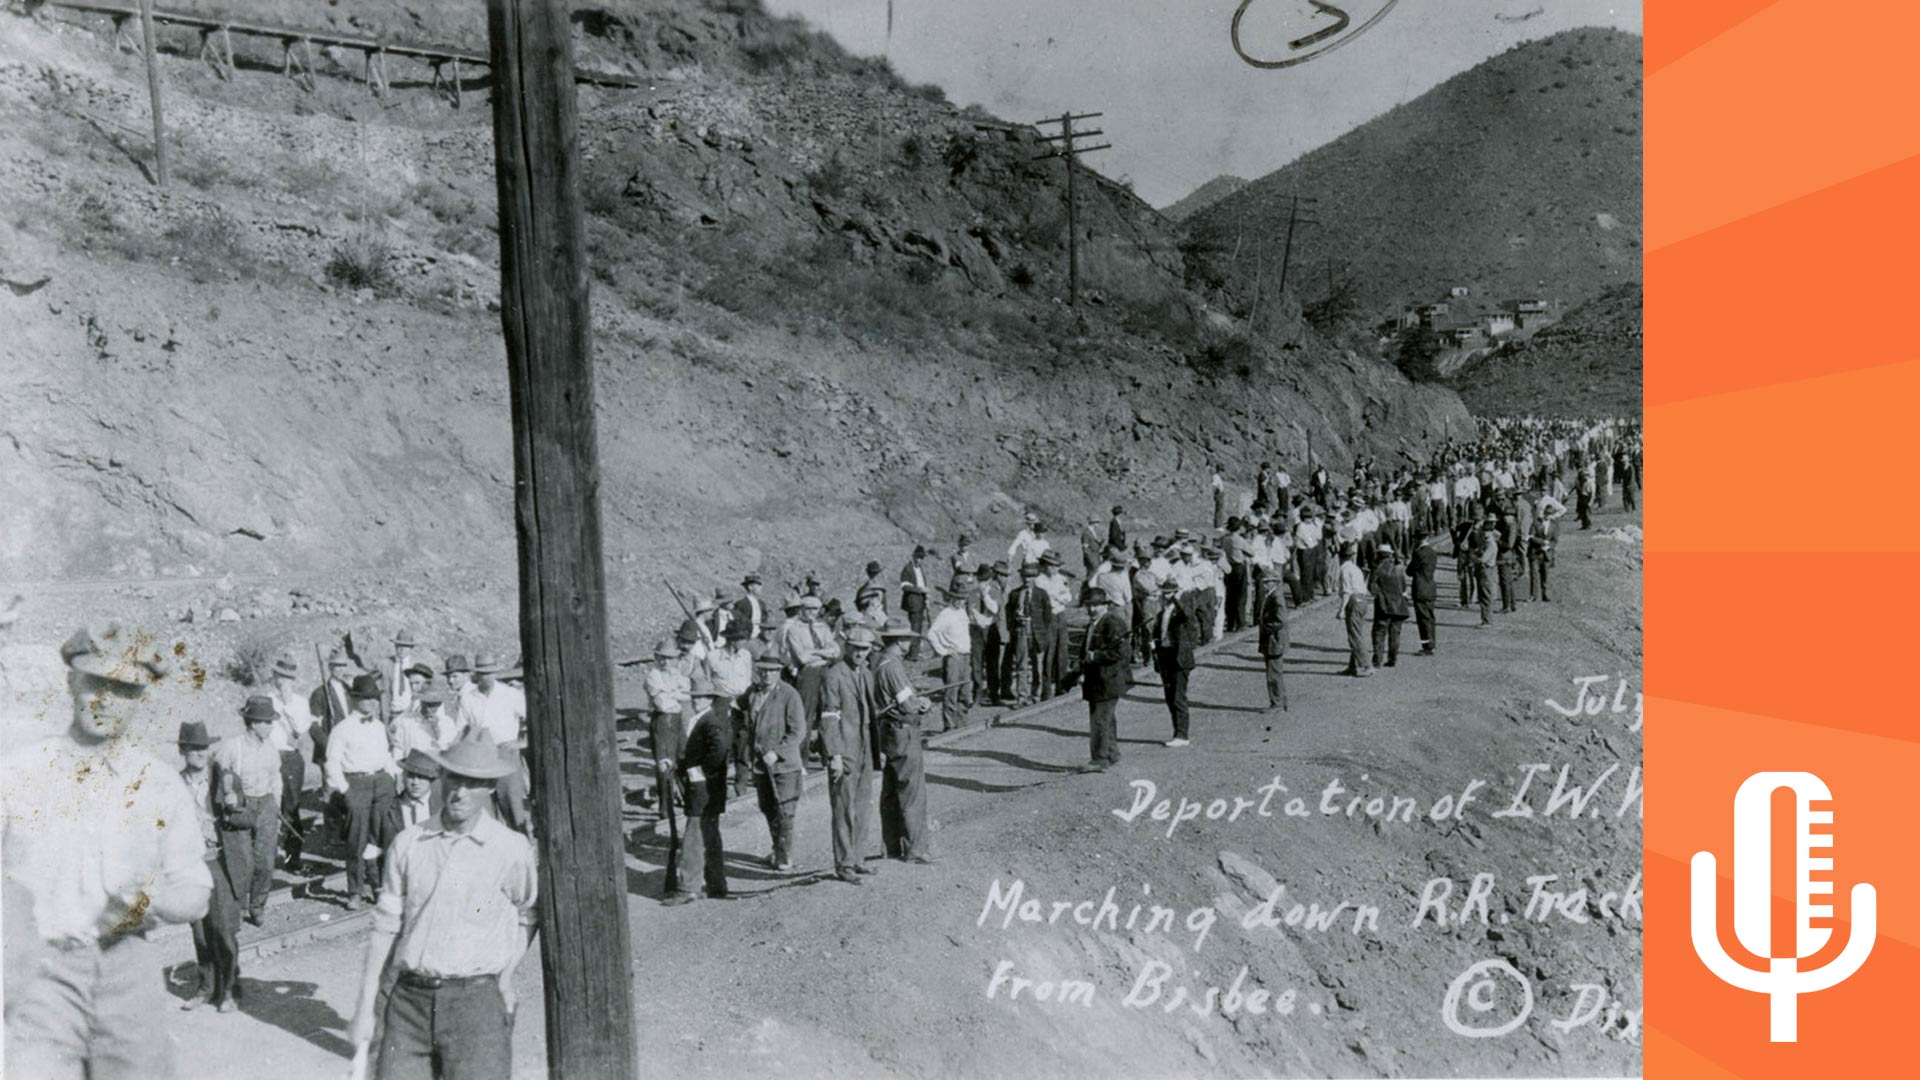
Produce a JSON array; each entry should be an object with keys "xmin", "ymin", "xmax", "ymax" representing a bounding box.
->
[
  {"xmin": 1187, "ymin": 27, "xmax": 1642, "ymax": 320},
  {"xmin": 1161, "ymin": 175, "xmax": 1248, "ymax": 222}
]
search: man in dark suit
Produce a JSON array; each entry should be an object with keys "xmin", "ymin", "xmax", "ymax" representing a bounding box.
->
[
  {"xmin": 1107, "ymin": 506, "xmax": 1127, "ymax": 553},
  {"xmin": 1002, "ymin": 561, "xmax": 1053, "ymax": 706},
  {"xmin": 1152, "ymin": 579, "xmax": 1198, "ymax": 747},
  {"xmin": 732, "ymin": 573, "xmax": 768, "ymax": 645},
  {"xmin": 1078, "ymin": 588, "xmax": 1131, "ymax": 772},
  {"xmin": 1410, "ymin": 530, "xmax": 1441, "ymax": 655},
  {"xmin": 1256, "ymin": 573, "xmax": 1290, "ymax": 712},
  {"xmin": 1370, "ymin": 544, "xmax": 1412, "ymax": 668}
]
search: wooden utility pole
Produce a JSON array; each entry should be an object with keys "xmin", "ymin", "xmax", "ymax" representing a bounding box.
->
[
  {"xmin": 138, "ymin": 0, "xmax": 168, "ymax": 186},
  {"xmin": 1275, "ymin": 194, "xmax": 1319, "ymax": 300},
  {"xmin": 1034, "ymin": 110, "xmax": 1109, "ymax": 309},
  {"xmin": 483, "ymin": 2, "xmax": 636, "ymax": 1077}
]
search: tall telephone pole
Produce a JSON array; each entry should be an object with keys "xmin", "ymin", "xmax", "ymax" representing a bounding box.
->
[
  {"xmin": 138, "ymin": 0, "xmax": 168, "ymax": 186},
  {"xmin": 483, "ymin": 2, "xmax": 636, "ymax": 1077},
  {"xmin": 1034, "ymin": 111, "xmax": 1110, "ymax": 309},
  {"xmin": 1275, "ymin": 193, "xmax": 1319, "ymax": 300}
]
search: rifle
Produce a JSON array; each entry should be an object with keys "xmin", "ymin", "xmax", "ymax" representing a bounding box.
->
[
  {"xmin": 876, "ymin": 678, "xmax": 971, "ymax": 721},
  {"xmin": 662, "ymin": 580, "xmax": 713, "ymax": 649}
]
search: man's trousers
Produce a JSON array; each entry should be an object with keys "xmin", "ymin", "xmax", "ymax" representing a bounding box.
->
[
  {"xmin": 377, "ymin": 974, "xmax": 512, "ymax": 1080},
  {"xmin": 1087, "ymin": 698, "xmax": 1120, "ymax": 766},
  {"xmin": 941, "ymin": 654, "xmax": 971, "ymax": 730},
  {"xmin": 1344, "ymin": 602, "xmax": 1371, "ymax": 675},
  {"xmin": 828, "ymin": 753, "xmax": 875, "ymax": 873},
  {"xmin": 673, "ymin": 779, "xmax": 728, "ymax": 898},
  {"xmin": 1414, "ymin": 597, "xmax": 1437, "ymax": 652},
  {"xmin": 220, "ymin": 793, "xmax": 279, "ymax": 918},
  {"xmin": 1371, "ymin": 615, "xmax": 1407, "ymax": 667},
  {"xmin": 1155, "ymin": 658, "xmax": 1191, "ymax": 739},
  {"xmin": 753, "ymin": 768, "xmax": 801, "ymax": 866},
  {"xmin": 341, "ymin": 772, "xmax": 396, "ymax": 900},
  {"xmin": 881, "ymin": 726, "xmax": 928, "ymax": 858}
]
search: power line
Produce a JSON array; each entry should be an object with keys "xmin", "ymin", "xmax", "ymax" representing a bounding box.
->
[{"xmin": 1033, "ymin": 110, "xmax": 1110, "ymax": 310}]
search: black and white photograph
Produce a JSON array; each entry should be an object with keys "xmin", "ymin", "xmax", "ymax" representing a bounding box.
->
[{"xmin": 1, "ymin": 1, "xmax": 1643, "ymax": 1077}]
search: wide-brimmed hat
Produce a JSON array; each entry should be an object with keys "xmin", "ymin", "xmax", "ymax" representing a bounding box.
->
[
  {"xmin": 1173, "ymin": 528, "xmax": 1193, "ymax": 542},
  {"xmin": 742, "ymin": 572, "xmax": 763, "ymax": 587},
  {"xmin": 879, "ymin": 615, "xmax": 919, "ymax": 640},
  {"xmin": 1018, "ymin": 561, "xmax": 1041, "ymax": 578},
  {"xmin": 653, "ymin": 638, "xmax": 681, "ymax": 660},
  {"xmin": 695, "ymin": 595, "xmax": 716, "ymax": 614},
  {"xmin": 753, "ymin": 652, "xmax": 786, "ymax": 671},
  {"xmin": 1377, "ymin": 542, "xmax": 1396, "ymax": 555},
  {"xmin": 270, "ymin": 654, "xmax": 300, "ymax": 680},
  {"xmin": 1023, "ymin": 511, "xmax": 1040, "ymax": 525},
  {"xmin": 865, "ymin": 560, "xmax": 883, "ymax": 575},
  {"xmin": 690, "ymin": 673, "xmax": 722, "ymax": 699},
  {"xmin": 724, "ymin": 620, "xmax": 751, "ymax": 641},
  {"xmin": 403, "ymin": 662, "xmax": 434, "ymax": 681},
  {"xmin": 177, "ymin": 720, "xmax": 215, "ymax": 749},
  {"xmin": 800, "ymin": 595, "xmax": 823, "ymax": 611},
  {"xmin": 1084, "ymin": 587, "xmax": 1112, "ymax": 605},
  {"xmin": 782, "ymin": 593, "xmax": 805, "ymax": 612},
  {"xmin": 844, "ymin": 627, "xmax": 879, "ymax": 650},
  {"xmin": 443, "ymin": 654, "xmax": 472, "ymax": 675},
  {"xmin": 327, "ymin": 648, "xmax": 353, "ymax": 670},
  {"xmin": 472, "ymin": 654, "xmax": 503, "ymax": 675},
  {"xmin": 417, "ymin": 684, "xmax": 448, "ymax": 706},
  {"xmin": 1038, "ymin": 550, "xmax": 1062, "ymax": 567},
  {"xmin": 393, "ymin": 629, "xmax": 418, "ymax": 649},
  {"xmin": 1159, "ymin": 578, "xmax": 1181, "ymax": 593},
  {"xmin": 434, "ymin": 738, "xmax": 516, "ymax": 781},
  {"xmin": 349, "ymin": 674, "xmax": 382, "ymax": 700},
  {"xmin": 912, "ymin": 545, "xmax": 928, "ymax": 559},
  {"xmin": 400, "ymin": 749, "xmax": 443, "ymax": 779},
  {"xmin": 240, "ymin": 695, "xmax": 276, "ymax": 724}
]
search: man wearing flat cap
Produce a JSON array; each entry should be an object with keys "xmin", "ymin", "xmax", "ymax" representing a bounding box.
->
[
  {"xmin": 393, "ymin": 750, "xmax": 442, "ymax": 834},
  {"xmin": 819, "ymin": 627, "xmax": 882, "ymax": 884},
  {"xmin": 350, "ymin": 741, "xmax": 535, "ymax": 1080},
  {"xmin": 325, "ymin": 673, "xmax": 402, "ymax": 910},
  {"xmin": 4, "ymin": 624, "xmax": 213, "ymax": 1077},
  {"xmin": 741, "ymin": 653, "xmax": 806, "ymax": 871}
]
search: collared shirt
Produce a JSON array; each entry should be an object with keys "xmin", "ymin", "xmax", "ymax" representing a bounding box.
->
[
  {"xmin": 2, "ymin": 739, "xmax": 212, "ymax": 945},
  {"xmin": 927, "ymin": 605, "xmax": 971, "ymax": 657},
  {"xmin": 391, "ymin": 706, "xmax": 459, "ymax": 761},
  {"xmin": 214, "ymin": 730, "xmax": 282, "ymax": 799},
  {"xmin": 267, "ymin": 681, "xmax": 316, "ymax": 753},
  {"xmin": 1427, "ymin": 480, "xmax": 1448, "ymax": 502},
  {"xmin": 389, "ymin": 655, "xmax": 418, "ymax": 715},
  {"xmin": 182, "ymin": 766, "xmax": 218, "ymax": 850},
  {"xmin": 779, "ymin": 618, "xmax": 839, "ymax": 671},
  {"xmin": 1536, "ymin": 493, "xmax": 1567, "ymax": 519},
  {"xmin": 465, "ymin": 682, "xmax": 526, "ymax": 748},
  {"xmin": 324, "ymin": 713, "xmax": 399, "ymax": 793},
  {"xmin": 1274, "ymin": 470, "xmax": 1291, "ymax": 489},
  {"xmin": 374, "ymin": 812, "xmax": 536, "ymax": 979},
  {"xmin": 644, "ymin": 665, "xmax": 691, "ymax": 715},
  {"xmin": 1146, "ymin": 556, "xmax": 1173, "ymax": 581},
  {"xmin": 394, "ymin": 793, "xmax": 435, "ymax": 833},
  {"xmin": 707, "ymin": 646, "xmax": 754, "ymax": 697},
  {"xmin": 1037, "ymin": 571, "xmax": 1073, "ymax": 613},
  {"xmin": 1093, "ymin": 563, "xmax": 1132, "ymax": 611},
  {"xmin": 1339, "ymin": 560, "xmax": 1369, "ymax": 599},
  {"xmin": 1294, "ymin": 520, "xmax": 1321, "ymax": 550}
]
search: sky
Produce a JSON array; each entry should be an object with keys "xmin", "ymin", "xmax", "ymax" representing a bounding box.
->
[{"xmin": 762, "ymin": 1, "xmax": 1643, "ymax": 207}]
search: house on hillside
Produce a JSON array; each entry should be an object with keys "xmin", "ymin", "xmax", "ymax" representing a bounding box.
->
[
  {"xmin": 1414, "ymin": 301, "xmax": 1451, "ymax": 328},
  {"xmin": 1485, "ymin": 312, "xmax": 1518, "ymax": 338},
  {"xmin": 1505, "ymin": 297, "xmax": 1556, "ymax": 329},
  {"xmin": 1449, "ymin": 286, "xmax": 1471, "ymax": 298},
  {"xmin": 1436, "ymin": 319, "xmax": 1485, "ymax": 349}
]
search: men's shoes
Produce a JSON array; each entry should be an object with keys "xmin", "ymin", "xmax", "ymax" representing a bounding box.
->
[
  {"xmin": 1164, "ymin": 738, "xmax": 1191, "ymax": 748},
  {"xmin": 1076, "ymin": 763, "xmax": 1108, "ymax": 773},
  {"xmin": 1419, "ymin": 647, "xmax": 1435, "ymax": 656},
  {"xmin": 245, "ymin": 911, "xmax": 265, "ymax": 928},
  {"xmin": 833, "ymin": 869, "xmax": 866, "ymax": 886},
  {"xmin": 907, "ymin": 854, "xmax": 936, "ymax": 865},
  {"xmin": 853, "ymin": 863, "xmax": 879, "ymax": 876},
  {"xmin": 216, "ymin": 998, "xmax": 239, "ymax": 1014},
  {"xmin": 661, "ymin": 892, "xmax": 696, "ymax": 907},
  {"xmin": 180, "ymin": 991, "xmax": 209, "ymax": 1012},
  {"xmin": 343, "ymin": 896, "xmax": 366, "ymax": 912}
]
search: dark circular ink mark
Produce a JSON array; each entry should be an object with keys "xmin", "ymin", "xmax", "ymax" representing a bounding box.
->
[{"xmin": 1231, "ymin": 0, "xmax": 1403, "ymax": 70}]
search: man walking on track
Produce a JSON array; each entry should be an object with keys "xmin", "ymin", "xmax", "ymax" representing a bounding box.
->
[
  {"xmin": 214, "ymin": 695, "xmax": 285, "ymax": 926},
  {"xmin": 349, "ymin": 740, "xmax": 535, "ymax": 1080},
  {"xmin": 1152, "ymin": 578, "xmax": 1198, "ymax": 747},
  {"xmin": 874, "ymin": 617, "xmax": 935, "ymax": 863},
  {"xmin": 819, "ymin": 627, "xmax": 881, "ymax": 884},
  {"xmin": 1078, "ymin": 587, "xmax": 1131, "ymax": 772},
  {"xmin": 1257, "ymin": 573, "xmax": 1290, "ymax": 712}
]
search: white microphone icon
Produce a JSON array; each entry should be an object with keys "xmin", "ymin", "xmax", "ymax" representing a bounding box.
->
[{"xmin": 1691, "ymin": 771, "xmax": 1876, "ymax": 1041}]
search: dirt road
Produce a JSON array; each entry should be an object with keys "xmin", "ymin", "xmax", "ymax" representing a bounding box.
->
[{"xmin": 165, "ymin": 512, "xmax": 1643, "ymax": 1079}]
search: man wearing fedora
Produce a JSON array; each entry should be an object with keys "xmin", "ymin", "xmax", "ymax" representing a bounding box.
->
[
  {"xmin": 386, "ymin": 630, "xmax": 423, "ymax": 716},
  {"xmin": 899, "ymin": 546, "xmax": 931, "ymax": 659},
  {"xmin": 705, "ymin": 622, "xmax": 756, "ymax": 799},
  {"xmin": 927, "ymin": 574, "xmax": 975, "ymax": 732},
  {"xmin": 215, "ymin": 695, "xmax": 287, "ymax": 926},
  {"xmin": 819, "ymin": 627, "xmax": 881, "ymax": 884},
  {"xmin": 325, "ymin": 673, "xmax": 402, "ymax": 910},
  {"xmin": 265, "ymin": 652, "xmax": 319, "ymax": 873},
  {"xmin": 309, "ymin": 647, "xmax": 357, "ymax": 766},
  {"xmin": 665, "ymin": 676, "xmax": 733, "ymax": 905},
  {"xmin": 1152, "ymin": 578, "xmax": 1198, "ymax": 748},
  {"xmin": 742, "ymin": 653, "xmax": 806, "ymax": 870},
  {"xmin": 1002, "ymin": 560, "xmax": 1052, "ymax": 706},
  {"xmin": 1369, "ymin": 543, "xmax": 1412, "ymax": 669},
  {"xmin": 3, "ymin": 624, "xmax": 212, "ymax": 1077},
  {"xmin": 350, "ymin": 740, "xmax": 535, "ymax": 1080},
  {"xmin": 391, "ymin": 682, "xmax": 459, "ymax": 762},
  {"xmin": 1035, "ymin": 551, "xmax": 1074, "ymax": 697},
  {"xmin": 779, "ymin": 593, "xmax": 840, "ymax": 751},
  {"xmin": 1257, "ymin": 570, "xmax": 1292, "ymax": 714},
  {"xmin": 393, "ymin": 750, "xmax": 442, "ymax": 833},
  {"xmin": 178, "ymin": 719, "xmax": 242, "ymax": 1013},
  {"xmin": 464, "ymin": 654, "xmax": 530, "ymax": 835},
  {"xmin": 873, "ymin": 616, "xmax": 935, "ymax": 863},
  {"xmin": 732, "ymin": 572, "xmax": 769, "ymax": 643},
  {"xmin": 1079, "ymin": 587, "xmax": 1131, "ymax": 771}
]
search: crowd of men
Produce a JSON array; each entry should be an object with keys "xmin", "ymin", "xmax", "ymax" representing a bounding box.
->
[{"xmin": 0, "ymin": 415, "xmax": 1639, "ymax": 1079}]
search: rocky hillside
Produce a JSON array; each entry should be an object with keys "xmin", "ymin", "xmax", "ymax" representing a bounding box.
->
[
  {"xmin": 1449, "ymin": 283, "xmax": 1642, "ymax": 417},
  {"xmin": 1187, "ymin": 27, "xmax": 1642, "ymax": 321},
  {"xmin": 1162, "ymin": 174, "xmax": 1247, "ymax": 222},
  {"xmin": 0, "ymin": 2, "xmax": 1465, "ymax": 657}
]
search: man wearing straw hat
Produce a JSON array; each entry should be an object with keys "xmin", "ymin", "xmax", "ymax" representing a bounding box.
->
[
  {"xmin": 742, "ymin": 652, "xmax": 806, "ymax": 871},
  {"xmin": 3, "ymin": 623, "xmax": 212, "ymax": 1078},
  {"xmin": 214, "ymin": 694, "xmax": 287, "ymax": 926},
  {"xmin": 349, "ymin": 740, "xmax": 535, "ymax": 1080},
  {"xmin": 264, "ymin": 651, "xmax": 318, "ymax": 873},
  {"xmin": 662, "ymin": 674, "xmax": 733, "ymax": 905},
  {"xmin": 927, "ymin": 573, "xmax": 975, "ymax": 732},
  {"xmin": 873, "ymin": 616, "xmax": 935, "ymax": 863},
  {"xmin": 819, "ymin": 626, "xmax": 881, "ymax": 885}
]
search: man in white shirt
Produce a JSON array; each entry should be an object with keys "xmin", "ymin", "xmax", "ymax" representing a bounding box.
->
[
  {"xmin": 1337, "ymin": 542, "xmax": 1372, "ymax": 678},
  {"xmin": 1293, "ymin": 510, "xmax": 1324, "ymax": 603},
  {"xmin": 927, "ymin": 577, "xmax": 975, "ymax": 732},
  {"xmin": 390, "ymin": 683, "xmax": 460, "ymax": 762},
  {"xmin": 265, "ymin": 652, "xmax": 318, "ymax": 872},
  {"xmin": 1035, "ymin": 552, "xmax": 1075, "ymax": 695},
  {"xmin": 1211, "ymin": 466, "xmax": 1227, "ymax": 528},
  {"xmin": 386, "ymin": 629, "xmax": 422, "ymax": 716},
  {"xmin": 1007, "ymin": 512, "xmax": 1042, "ymax": 570},
  {"xmin": 324, "ymin": 674, "xmax": 401, "ymax": 910}
]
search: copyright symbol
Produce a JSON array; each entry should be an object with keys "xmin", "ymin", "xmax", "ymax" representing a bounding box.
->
[{"xmin": 1442, "ymin": 959, "xmax": 1534, "ymax": 1038}]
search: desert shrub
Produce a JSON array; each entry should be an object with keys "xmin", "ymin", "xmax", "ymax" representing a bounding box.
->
[
  {"xmin": 1394, "ymin": 324, "xmax": 1443, "ymax": 381},
  {"xmin": 1008, "ymin": 262, "xmax": 1035, "ymax": 289},
  {"xmin": 900, "ymin": 134, "xmax": 926, "ymax": 166},
  {"xmin": 223, "ymin": 633, "xmax": 277, "ymax": 688},
  {"xmin": 326, "ymin": 232, "xmax": 397, "ymax": 293},
  {"xmin": 582, "ymin": 170, "xmax": 625, "ymax": 217},
  {"xmin": 806, "ymin": 150, "xmax": 855, "ymax": 200},
  {"xmin": 910, "ymin": 81, "xmax": 949, "ymax": 105},
  {"xmin": 942, "ymin": 137, "xmax": 981, "ymax": 178},
  {"xmin": 1192, "ymin": 323, "xmax": 1255, "ymax": 380}
]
